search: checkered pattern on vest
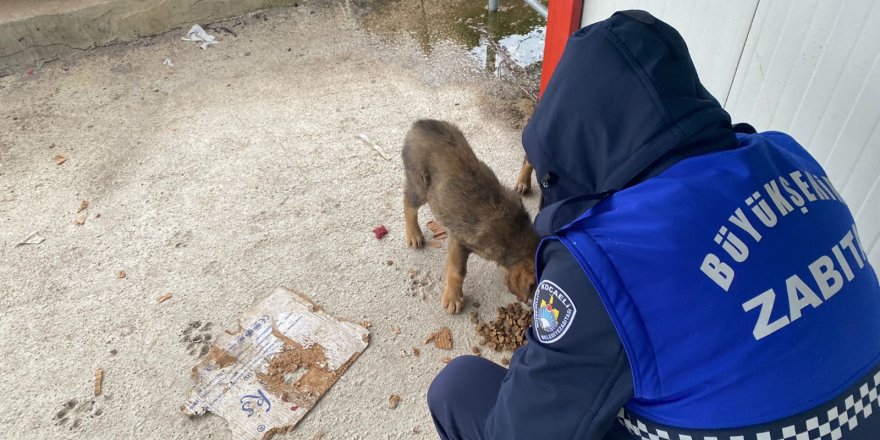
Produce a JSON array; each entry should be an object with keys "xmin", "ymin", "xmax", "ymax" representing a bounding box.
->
[{"xmin": 618, "ymin": 371, "xmax": 880, "ymax": 440}]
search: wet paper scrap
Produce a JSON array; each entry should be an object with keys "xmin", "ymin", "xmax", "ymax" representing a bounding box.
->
[{"xmin": 182, "ymin": 288, "xmax": 370, "ymax": 439}]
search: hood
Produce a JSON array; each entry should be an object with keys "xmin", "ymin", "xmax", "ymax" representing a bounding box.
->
[{"xmin": 524, "ymin": 10, "xmax": 738, "ymax": 230}]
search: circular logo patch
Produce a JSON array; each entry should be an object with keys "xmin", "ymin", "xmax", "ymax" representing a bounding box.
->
[{"xmin": 532, "ymin": 280, "xmax": 576, "ymax": 343}]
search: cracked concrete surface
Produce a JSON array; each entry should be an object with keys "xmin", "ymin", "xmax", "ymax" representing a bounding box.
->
[{"xmin": 0, "ymin": 3, "xmax": 537, "ymax": 439}]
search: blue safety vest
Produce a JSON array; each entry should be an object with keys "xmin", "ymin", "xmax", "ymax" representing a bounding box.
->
[{"xmin": 540, "ymin": 132, "xmax": 880, "ymax": 428}]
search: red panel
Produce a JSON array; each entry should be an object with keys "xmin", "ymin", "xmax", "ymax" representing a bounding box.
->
[{"xmin": 539, "ymin": 0, "xmax": 584, "ymax": 98}]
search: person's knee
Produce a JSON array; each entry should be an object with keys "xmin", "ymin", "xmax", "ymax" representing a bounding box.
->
[{"xmin": 428, "ymin": 355, "xmax": 488, "ymax": 411}]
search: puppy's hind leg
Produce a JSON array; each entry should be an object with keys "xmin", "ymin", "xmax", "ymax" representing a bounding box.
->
[
  {"xmin": 403, "ymin": 178, "xmax": 426, "ymax": 248},
  {"xmin": 441, "ymin": 237, "xmax": 470, "ymax": 314},
  {"xmin": 514, "ymin": 156, "xmax": 534, "ymax": 195}
]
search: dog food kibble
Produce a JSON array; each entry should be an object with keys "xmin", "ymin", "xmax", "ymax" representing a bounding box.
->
[
  {"xmin": 440, "ymin": 356, "xmax": 451, "ymax": 364},
  {"xmin": 473, "ymin": 302, "xmax": 533, "ymax": 352},
  {"xmin": 424, "ymin": 327, "xmax": 453, "ymax": 350},
  {"xmin": 501, "ymin": 357, "xmax": 510, "ymax": 366},
  {"xmin": 117, "ymin": 270, "xmax": 127, "ymax": 279},
  {"xmin": 388, "ymin": 394, "xmax": 401, "ymax": 409},
  {"xmin": 471, "ymin": 346, "xmax": 481, "ymax": 355}
]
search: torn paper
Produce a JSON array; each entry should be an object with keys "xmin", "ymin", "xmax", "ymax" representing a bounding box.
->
[{"xmin": 182, "ymin": 288, "xmax": 370, "ymax": 440}]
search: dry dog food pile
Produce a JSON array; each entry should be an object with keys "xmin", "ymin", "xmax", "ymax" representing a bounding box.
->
[{"xmin": 474, "ymin": 302, "xmax": 533, "ymax": 352}]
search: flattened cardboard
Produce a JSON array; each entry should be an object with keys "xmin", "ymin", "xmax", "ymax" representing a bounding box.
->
[{"xmin": 182, "ymin": 288, "xmax": 370, "ymax": 439}]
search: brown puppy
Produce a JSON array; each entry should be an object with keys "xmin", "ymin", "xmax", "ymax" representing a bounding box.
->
[{"xmin": 402, "ymin": 119, "xmax": 539, "ymax": 314}]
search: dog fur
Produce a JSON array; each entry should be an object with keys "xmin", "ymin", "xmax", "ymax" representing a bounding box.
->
[{"xmin": 402, "ymin": 119, "xmax": 539, "ymax": 314}]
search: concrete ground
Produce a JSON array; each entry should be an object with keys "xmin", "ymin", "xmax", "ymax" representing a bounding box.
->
[
  {"xmin": 0, "ymin": 3, "xmax": 538, "ymax": 440},
  {"xmin": 0, "ymin": 0, "xmax": 301, "ymax": 74}
]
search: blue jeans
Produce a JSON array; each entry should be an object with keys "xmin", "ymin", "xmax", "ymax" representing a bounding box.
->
[{"xmin": 427, "ymin": 356, "xmax": 506, "ymax": 440}]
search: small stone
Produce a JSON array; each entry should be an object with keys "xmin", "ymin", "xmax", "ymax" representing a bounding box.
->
[{"xmin": 440, "ymin": 356, "xmax": 451, "ymax": 364}]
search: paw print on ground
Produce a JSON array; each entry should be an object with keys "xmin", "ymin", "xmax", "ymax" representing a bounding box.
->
[
  {"xmin": 181, "ymin": 321, "xmax": 214, "ymax": 357},
  {"xmin": 167, "ymin": 230, "xmax": 193, "ymax": 248},
  {"xmin": 408, "ymin": 269, "xmax": 435, "ymax": 299},
  {"xmin": 53, "ymin": 397, "xmax": 103, "ymax": 430}
]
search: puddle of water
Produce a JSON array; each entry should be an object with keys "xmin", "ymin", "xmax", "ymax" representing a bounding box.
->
[{"xmin": 359, "ymin": 0, "xmax": 546, "ymax": 72}]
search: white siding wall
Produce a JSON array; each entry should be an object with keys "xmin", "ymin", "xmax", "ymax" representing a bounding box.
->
[
  {"xmin": 581, "ymin": 0, "xmax": 880, "ymax": 267},
  {"xmin": 726, "ymin": 0, "xmax": 880, "ymax": 269},
  {"xmin": 581, "ymin": 0, "xmax": 759, "ymax": 105}
]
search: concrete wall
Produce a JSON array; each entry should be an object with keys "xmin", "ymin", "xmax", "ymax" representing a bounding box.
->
[{"xmin": 0, "ymin": 0, "xmax": 300, "ymax": 74}]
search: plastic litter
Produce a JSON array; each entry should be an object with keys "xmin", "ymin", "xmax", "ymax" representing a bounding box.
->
[
  {"xmin": 182, "ymin": 25, "xmax": 216, "ymax": 49},
  {"xmin": 372, "ymin": 225, "xmax": 388, "ymax": 239}
]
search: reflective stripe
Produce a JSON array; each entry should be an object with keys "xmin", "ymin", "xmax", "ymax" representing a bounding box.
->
[{"xmin": 617, "ymin": 365, "xmax": 880, "ymax": 440}]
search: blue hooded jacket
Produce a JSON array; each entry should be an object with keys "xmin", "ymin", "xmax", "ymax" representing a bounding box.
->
[
  {"xmin": 524, "ymin": 10, "xmax": 737, "ymax": 229},
  {"xmin": 488, "ymin": 9, "xmax": 880, "ymax": 439}
]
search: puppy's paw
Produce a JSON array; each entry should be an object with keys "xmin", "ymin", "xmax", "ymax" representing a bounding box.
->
[
  {"xmin": 441, "ymin": 289, "xmax": 464, "ymax": 314},
  {"xmin": 406, "ymin": 229, "xmax": 425, "ymax": 248},
  {"xmin": 513, "ymin": 181, "xmax": 531, "ymax": 195}
]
